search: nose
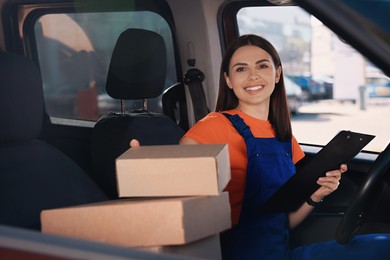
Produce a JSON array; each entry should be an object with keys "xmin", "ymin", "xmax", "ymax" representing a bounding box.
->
[{"xmin": 248, "ymin": 69, "xmax": 260, "ymax": 80}]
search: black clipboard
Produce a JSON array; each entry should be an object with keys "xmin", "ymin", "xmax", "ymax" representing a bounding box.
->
[{"xmin": 260, "ymin": 130, "xmax": 375, "ymax": 213}]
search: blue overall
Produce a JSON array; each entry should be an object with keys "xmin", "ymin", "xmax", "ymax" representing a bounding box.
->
[{"xmin": 222, "ymin": 114, "xmax": 295, "ymax": 259}]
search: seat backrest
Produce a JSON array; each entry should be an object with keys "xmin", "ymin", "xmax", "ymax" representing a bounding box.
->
[
  {"xmin": 0, "ymin": 51, "xmax": 108, "ymax": 230},
  {"xmin": 91, "ymin": 29, "xmax": 185, "ymax": 199},
  {"xmin": 105, "ymin": 28, "xmax": 166, "ymax": 101}
]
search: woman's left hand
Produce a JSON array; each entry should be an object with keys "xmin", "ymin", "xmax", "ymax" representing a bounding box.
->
[{"xmin": 311, "ymin": 164, "xmax": 348, "ymax": 202}]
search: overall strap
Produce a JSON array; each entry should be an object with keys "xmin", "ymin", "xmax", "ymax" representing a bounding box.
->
[{"xmin": 222, "ymin": 113, "xmax": 254, "ymax": 140}]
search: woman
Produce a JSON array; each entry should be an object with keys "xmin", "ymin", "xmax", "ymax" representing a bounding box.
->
[
  {"xmin": 131, "ymin": 34, "xmax": 390, "ymax": 259},
  {"xmin": 180, "ymin": 34, "xmax": 345, "ymax": 259}
]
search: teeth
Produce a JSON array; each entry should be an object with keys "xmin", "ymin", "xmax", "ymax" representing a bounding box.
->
[{"xmin": 245, "ymin": 86, "xmax": 263, "ymax": 91}]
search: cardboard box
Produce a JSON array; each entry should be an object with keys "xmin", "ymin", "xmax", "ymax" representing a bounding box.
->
[
  {"xmin": 116, "ymin": 144, "xmax": 231, "ymax": 197},
  {"xmin": 41, "ymin": 193, "xmax": 231, "ymax": 247},
  {"xmin": 139, "ymin": 235, "xmax": 222, "ymax": 260}
]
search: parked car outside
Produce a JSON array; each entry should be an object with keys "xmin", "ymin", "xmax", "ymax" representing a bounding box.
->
[
  {"xmin": 284, "ymin": 76, "xmax": 303, "ymax": 114},
  {"xmin": 312, "ymin": 75, "xmax": 334, "ymax": 99},
  {"xmin": 287, "ymin": 75, "xmax": 326, "ymax": 101}
]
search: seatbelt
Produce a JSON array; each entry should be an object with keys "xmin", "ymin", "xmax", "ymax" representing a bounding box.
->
[{"xmin": 183, "ymin": 59, "xmax": 210, "ymax": 122}]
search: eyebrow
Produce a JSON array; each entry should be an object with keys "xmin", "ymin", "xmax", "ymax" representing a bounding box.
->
[{"xmin": 232, "ymin": 59, "xmax": 271, "ymax": 68}]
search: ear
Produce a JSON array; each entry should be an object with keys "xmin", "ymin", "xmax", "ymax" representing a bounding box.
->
[
  {"xmin": 275, "ymin": 65, "xmax": 282, "ymax": 83},
  {"xmin": 224, "ymin": 72, "xmax": 232, "ymax": 89}
]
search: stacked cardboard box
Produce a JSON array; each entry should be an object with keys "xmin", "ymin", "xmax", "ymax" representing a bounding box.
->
[
  {"xmin": 116, "ymin": 144, "xmax": 231, "ymax": 197},
  {"xmin": 41, "ymin": 144, "xmax": 232, "ymax": 259}
]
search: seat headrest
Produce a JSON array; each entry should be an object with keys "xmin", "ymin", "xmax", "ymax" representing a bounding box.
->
[
  {"xmin": 106, "ymin": 28, "xmax": 167, "ymax": 100},
  {"xmin": 0, "ymin": 52, "xmax": 44, "ymax": 143}
]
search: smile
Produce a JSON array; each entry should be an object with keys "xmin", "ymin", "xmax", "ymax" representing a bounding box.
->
[{"xmin": 245, "ymin": 85, "xmax": 264, "ymax": 91}]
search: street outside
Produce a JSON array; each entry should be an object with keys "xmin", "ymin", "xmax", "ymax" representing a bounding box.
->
[{"xmin": 291, "ymin": 98, "xmax": 390, "ymax": 153}]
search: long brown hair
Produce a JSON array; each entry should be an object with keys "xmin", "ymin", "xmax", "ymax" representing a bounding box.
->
[{"xmin": 215, "ymin": 34, "xmax": 292, "ymax": 141}]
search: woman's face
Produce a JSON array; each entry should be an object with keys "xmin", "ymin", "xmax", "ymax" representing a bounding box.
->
[{"xmin": 224, "ymin": 45, "xmax": 281, "ymax": 111}]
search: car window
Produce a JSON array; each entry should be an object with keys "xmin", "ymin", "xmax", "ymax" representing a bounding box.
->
[
  {"xmin": 237, "ymin": 6, "xmax": 390, "ymax": 153},
  {"xmin": 34, "ymin": 11, "xmax": 176, "ymax": 121}
]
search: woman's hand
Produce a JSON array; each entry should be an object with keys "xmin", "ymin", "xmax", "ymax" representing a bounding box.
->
[
  {"xmin": 129, "ymin": 139, "xmax": 140, "ymax": 148},
  {"xmin": 310, "ymin": 164, "xmax": 348, "ymax": 203},
  {"xmin": 290, "ymin": 164, "xmax": 348, "ymax": 228}
]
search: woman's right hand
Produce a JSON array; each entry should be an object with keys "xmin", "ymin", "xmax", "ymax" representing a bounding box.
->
[
  {"xmin": 179, "ymin": 137, "xmax": 199, "ymax": 144},
  {"xmin": 130, "ymin": 137, "xmax": 198, "ymax": 148},
  {"xmin": 129, "ymin": 139, "xmax": 140, "ymax": 148}
]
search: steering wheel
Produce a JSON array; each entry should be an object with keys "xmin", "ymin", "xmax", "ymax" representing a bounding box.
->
[{"xmin": 335, "ymin": 142, "xmax": 390, "ymax": 244}]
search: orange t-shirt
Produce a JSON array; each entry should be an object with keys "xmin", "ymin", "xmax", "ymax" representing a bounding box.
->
[{"xmin": 182, "ymin": 110, "xmax": 305, "ymax": 225}]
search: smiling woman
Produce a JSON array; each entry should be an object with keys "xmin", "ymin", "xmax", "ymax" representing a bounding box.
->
[
  {"xmin": 180, "ymin": 32, "xmax": 390, "ymax": 259},
  {"xmin": 180, "ymin": 34, "xmax": 355, "ymax": 259}
]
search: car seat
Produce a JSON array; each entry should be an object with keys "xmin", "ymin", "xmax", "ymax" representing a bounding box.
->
[
  {"xmin": 0, "ymin": 51, "xmax": 108, "ymax": 230},
  {"xmin": 91, "ymin": 28, "xmax": 185, "ymax": 199}
]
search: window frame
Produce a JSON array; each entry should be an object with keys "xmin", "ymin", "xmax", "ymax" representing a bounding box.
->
[{"xmin": 2, "ymin": 0, "xmax": 184, "ymax": 122}]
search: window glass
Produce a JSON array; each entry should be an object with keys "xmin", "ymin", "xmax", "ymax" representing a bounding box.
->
[
  {"xmin": 34, "ymin": 11, "xmax": 175, "ymax": 121},
  {"xmin": 237, "ymin": 6, "xmax": 390, "ymax": 152}
]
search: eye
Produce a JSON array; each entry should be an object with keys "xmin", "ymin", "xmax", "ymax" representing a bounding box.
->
[
  {"xmin": 235, "ymin": 66, "xmax": 246, "ymax": 72},
  {"xmin": 257, "ymin": 63, "xmax": 269, "ymax": 69}
]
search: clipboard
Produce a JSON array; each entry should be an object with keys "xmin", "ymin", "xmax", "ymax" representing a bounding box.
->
[{"xmin": 260, "ymin": 130, "xmax": 375, "ymax": 214}]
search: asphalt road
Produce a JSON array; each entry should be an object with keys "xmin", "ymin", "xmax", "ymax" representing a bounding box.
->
[{"xmin": 291, "ymin": 98, "xmax": 390, "ymax": 153}]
